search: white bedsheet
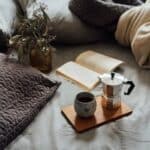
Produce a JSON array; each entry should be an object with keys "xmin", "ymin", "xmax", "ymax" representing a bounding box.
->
[{"xmin": 6, "ymin": 42, "xmax": 150, "ymax": 150}]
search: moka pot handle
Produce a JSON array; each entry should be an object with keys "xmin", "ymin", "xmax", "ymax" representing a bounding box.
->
[{"xmin": 123, "ymin": 81, "xmax": 135, "ymax": 95}]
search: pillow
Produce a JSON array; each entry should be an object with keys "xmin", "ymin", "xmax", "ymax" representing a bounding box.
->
[
  {"xmin": 0, "ymin": 0, "xmax": 19, "ymax": 52},
  {"xmin": 69, "ymin": 0, "xmax": 144, "ymax": 33},
  {"xmin": 114, "ymin": 0, "xmax": 144, "ymax": 5},
  {"xmin": 15, "ymin": 0, "xmax": 31, "ymax": 12},
  {"xmin": 115, "ymin": 3, "xmax": 150, "ymax": 68},
  {"xmin": 0, "ymin": 0, "xmax": 18, "ymax": 35},
  {"xmin": 17, "ymin": 0, "xmax": 109, "ymax": 44},
  {"xmin": 131, "ymin": 22, "xmax": 150, "ymax": 69}
]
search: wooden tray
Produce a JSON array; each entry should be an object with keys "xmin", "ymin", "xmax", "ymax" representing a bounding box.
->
[{"xmin": 61, "ymin": 97, "xmax": 132, "ymax": 133}]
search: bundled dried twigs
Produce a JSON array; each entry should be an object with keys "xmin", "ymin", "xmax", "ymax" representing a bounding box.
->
[{"xmin": 9, "ymin": 5, "xmax": 55, "ymax": 73}]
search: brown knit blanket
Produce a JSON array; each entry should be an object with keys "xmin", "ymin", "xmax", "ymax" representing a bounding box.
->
[{"xmin": 0, "ymin": 54, "xmax": 60, "ymax": 150}]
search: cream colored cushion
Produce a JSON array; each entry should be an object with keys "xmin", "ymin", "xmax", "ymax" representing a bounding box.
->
[
  {"xmin": 131, "ymin": 22, "xmax": 150, "ymax": 68},
  {"xmin": 115, "ymin": 3, "xmax": 150, "ymax": 69}
]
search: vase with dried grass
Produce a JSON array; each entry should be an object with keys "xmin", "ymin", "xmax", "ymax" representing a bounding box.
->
[{"xmin": 9, "ymin": 6, "xmax": 55, "ymax": 73}]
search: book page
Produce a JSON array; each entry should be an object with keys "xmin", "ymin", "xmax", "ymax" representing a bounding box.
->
[
  {"xmin": 76, "ymin": 50, "xmax": 124, "ymax": 74},
  {"xmin": 56, "ymin": 61, "xmax": 100, "ymax": 90}
]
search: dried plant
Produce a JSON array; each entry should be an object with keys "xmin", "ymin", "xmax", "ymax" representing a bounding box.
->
[{"xmin": 9, "ymin": 5, "xmax": 55, "ymax": 63}]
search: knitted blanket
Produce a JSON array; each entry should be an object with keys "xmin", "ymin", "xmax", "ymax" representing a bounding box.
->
[
  {"xmin": 69, "ymin": 0, "xmax": 144, "ymax": 32},
  {"xmin": 115, "ymin": 0, "xmax": 150, "ymax": 69},
  {"xmin": 0, "ymin": 54, "xmax": 60, "ymax": 150}
]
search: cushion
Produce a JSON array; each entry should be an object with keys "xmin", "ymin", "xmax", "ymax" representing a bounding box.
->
[
  {"xmin": 131, "ymin": 22, "xmax": 150, "ymax": 69},
  {"xmin": 0, "ymin": 0, "xmax": 18, "ymax": 35},
  {"xmin": 115, "ymin": 2, "xmax": 150, "ymax": 69},
  {"xmin": 17, "ymin": 0, "xmax": 109, "ymax": 44},
  {"xmin": 0, "ymin": 0, "xmax": 19, "ymax": 52},
  {"xmin": 69, "ymin": 0, "xmax": 143, "ymax": 32}
]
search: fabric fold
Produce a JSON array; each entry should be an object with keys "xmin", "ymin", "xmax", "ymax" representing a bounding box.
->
[
  {"xmin": 115, "ymin": 1, "xmax": 150, "ymax": 68},
  {"xmin": 0, "ymin": 54, "xmax": 60, "ymax": 149}
]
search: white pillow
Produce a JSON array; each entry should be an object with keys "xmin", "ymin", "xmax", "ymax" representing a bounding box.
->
[
  {"xmin": 17, "ymin": 0, "xmax": 107, "ymax": 44},
  {"xmin": 0, "ymin": 0, "xmax": 18, "ymax": 35}
]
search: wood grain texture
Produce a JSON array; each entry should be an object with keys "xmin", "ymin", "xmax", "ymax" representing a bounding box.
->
[{"xmin": 62, "ymin": 97, "xmax": 132, "ymax": 133}]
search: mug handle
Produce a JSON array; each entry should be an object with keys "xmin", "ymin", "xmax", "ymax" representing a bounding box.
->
[{"xmin": 123, "ymin": 81, "xmax": 135, "ymax": 95}]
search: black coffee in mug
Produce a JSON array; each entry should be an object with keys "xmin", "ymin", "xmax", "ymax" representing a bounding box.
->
[{"xmin": 76, "ymin": 92, "xmax": 94, "ymax": 103}]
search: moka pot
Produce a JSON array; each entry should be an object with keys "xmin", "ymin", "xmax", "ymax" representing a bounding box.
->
[{"xmin": 99, "ymin": 72, "xmax": 135, "ymax": 109}]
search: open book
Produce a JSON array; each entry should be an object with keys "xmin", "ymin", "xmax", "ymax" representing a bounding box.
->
[{"xmin": 56, "ymin": 50, "xmax": 124, "ymax": 90}]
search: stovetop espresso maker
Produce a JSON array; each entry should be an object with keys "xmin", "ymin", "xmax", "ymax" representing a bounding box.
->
[{"xmin": 99, "ymin": 72, "xmax": 135, "ymax": 109}]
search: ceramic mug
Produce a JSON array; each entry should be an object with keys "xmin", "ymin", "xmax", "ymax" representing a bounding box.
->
[{"xmin": 74, "ymin": 92, "xmax": 96, "ymax": 118}]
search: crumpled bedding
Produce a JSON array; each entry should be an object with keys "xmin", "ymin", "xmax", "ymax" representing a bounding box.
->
[
  {"xmin": 0, "ymin": 54, "xmax": 60, "ymax": 150},
  {"xmin": 69, "ymin": 0, "xmax": 144, "ymax": 32},
  {"xmin": 115, "ymin": 0, "xmax": 150, "ymax": 69}
]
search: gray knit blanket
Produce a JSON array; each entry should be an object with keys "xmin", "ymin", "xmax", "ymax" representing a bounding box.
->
[
  {"xmin": 69, "ymin": 0, "xmax": 145, "ymax": 32},
  {"xmin": 0, "ymin": 54, "xmax": 60, "ymax": 150}
]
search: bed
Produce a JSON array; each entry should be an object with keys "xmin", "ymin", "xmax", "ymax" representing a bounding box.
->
[{"xmin": 6, "ymin": 41, "xmax": 150, "ymax": 150}]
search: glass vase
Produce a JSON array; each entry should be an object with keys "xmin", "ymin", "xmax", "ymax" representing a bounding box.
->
[{"xmin": 30, "ymin": 47, "xmax": 52, "ymax": 73}]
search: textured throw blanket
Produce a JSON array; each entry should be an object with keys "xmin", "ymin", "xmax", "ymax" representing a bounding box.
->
[
  {"xmin": 115, "ymin": 0, "xmax": 150, "ymax": 69},
  {"xmin": 0, "ymin": 54, "xmax": 60, "ymax": 150},
  {"xmin": 69, "ymin": 0, "xmax": 144, "ymax": 32}
]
